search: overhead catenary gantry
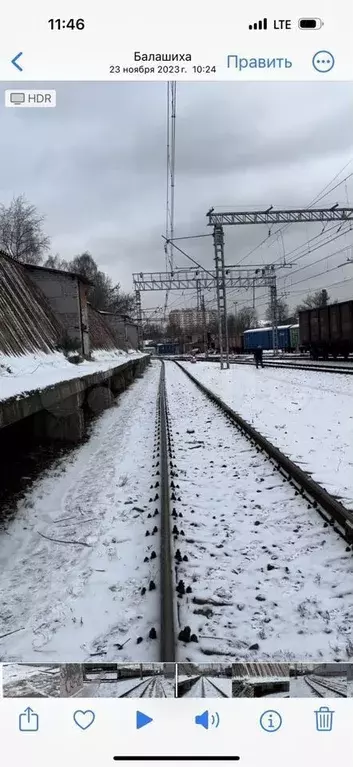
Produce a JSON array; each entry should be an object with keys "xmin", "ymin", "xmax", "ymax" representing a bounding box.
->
[
  {"xmin": 133, "ymin": 206, "xmax": 353, "ymax": 362},
  {"xmin": 206, "ymin": 206, "xmax": 353, "ymax": 368},
  {"xmin": 133, "ymin": 265, "xmax": 282, "ymax": 356},
  {"xmin": 133, "ymin": 266, "xmax": 280, "ymax": 291}
]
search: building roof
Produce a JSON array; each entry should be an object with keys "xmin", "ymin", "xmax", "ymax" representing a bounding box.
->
[
  {"xmin": 23, "ymin": 261, "xmax": 93, "ymax": 286},
  {"xmin": 243, "ymin": 324, "xmax": 293, "ymax": 334}
]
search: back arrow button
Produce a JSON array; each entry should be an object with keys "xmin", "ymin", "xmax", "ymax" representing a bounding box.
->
[{"xmin": 11, "ymin": 52, "xmax": 23, "ymax": 72}]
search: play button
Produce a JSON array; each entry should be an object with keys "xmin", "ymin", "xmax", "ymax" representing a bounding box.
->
[{"xmin": 136, "ymin": 711, "xmax": 153, "ymax": 729}]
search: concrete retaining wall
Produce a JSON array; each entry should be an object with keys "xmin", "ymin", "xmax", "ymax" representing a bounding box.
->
[{"xmin": 0, "ymin": 355, "xmax": 150, "ymax": 441}]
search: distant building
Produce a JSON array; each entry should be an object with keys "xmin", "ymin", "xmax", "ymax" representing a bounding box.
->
[{"xmin": 169, "ymin": 308, "xmax": 217, "ymax": 332}]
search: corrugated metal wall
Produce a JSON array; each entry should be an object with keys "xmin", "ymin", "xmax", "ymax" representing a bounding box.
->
[
  {"xmin": 87, "ymin": 305, "xmax": 120, "ymax": 350},
  {"xmin": 0, "ymin": 252, "xmax": 64, "ymax": 356}
]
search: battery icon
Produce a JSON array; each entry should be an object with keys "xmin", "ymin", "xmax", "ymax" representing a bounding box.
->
[{"xmin": 298, "ymin": 18, "xmax": 323, "ymax": 29}]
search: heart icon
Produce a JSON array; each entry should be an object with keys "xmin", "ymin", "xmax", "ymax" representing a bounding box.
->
[{"xmin": 73, "ymin": 710, "xmax": 95, "ymax": 730}]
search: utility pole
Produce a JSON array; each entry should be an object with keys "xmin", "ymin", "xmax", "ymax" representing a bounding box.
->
[
  {"xmin": 164, "ymin": 82, "xmax": 177, "ymax": 320},
  {"xmin": 134, "ymin": 289, "xmax": 143, "ymax": 350},
  {"xmin": 213, "ymin": 224, "xmax": 229, "ymax": 369},
  {"xmin": 201, "ymin": 294, "xmax": 207, "ymax": 354},
  {"xmin": 196, "ymin": 278, "xmax": 202, "ymax": 310},
  {"xmin": 269, "ymin": 268, "xmax": 279, "ymax": 355}
]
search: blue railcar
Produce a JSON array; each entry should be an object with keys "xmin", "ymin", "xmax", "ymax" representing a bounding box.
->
[
  {"xmin": 157, "ymin": 342, "xmax": 179, "ymax": 356},
  {"xmin": 243, "ymin": 325, "xmax": 292, "ymax": 351}
]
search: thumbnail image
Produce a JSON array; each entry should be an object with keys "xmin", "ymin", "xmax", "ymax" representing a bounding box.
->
[
  {"xmin": 177, "ymin": 663, "xmax": 232, "ymax": 697},
  {"xmin": 3, "ymin": 664, "xmax": 61, "ymax": 697},
  {"xmin": 2, "ymin": 663, "xmax": 176, "ymax": 698},
  {"xmin": 232, "ymin": 663, "xmax": 290, "ymax": 698},
  {"xmin": 78, "ymin": 663, "xmax": 176, "ymax": 697},
  {"xmin": 289, "ymin": 663, "xmax": 348, "ymax": 697}
]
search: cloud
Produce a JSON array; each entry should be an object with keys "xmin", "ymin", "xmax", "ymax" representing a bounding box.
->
[{"xmin": 0, "ymin": 80, "xmax": 352, "ymax": 315}]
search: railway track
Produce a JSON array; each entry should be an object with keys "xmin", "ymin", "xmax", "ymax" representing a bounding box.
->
[
  {"xmin": 154, "ymin": 359, "xmax": 353, "ymax": 662},
  {"xmin": 181, "ymin": 675, "xmax": 229, "ymax": 698},
  {"xmin": 305, "ymin": 675, "xmax": 347, "ymax": 698},
  {"xmin": 120, "ymin": 676, "xmax": 168, "ymax": 698},
  {"xmin": 201, "ymin": 677, "xmax": 229, "ymax": 698},
  {"xmin": 119, "ymin": 677, "xmax": 154, "ymax": 697},
  {"xmin": 194, "ymin": 357, "xmax": 353, "ymax": 375}
]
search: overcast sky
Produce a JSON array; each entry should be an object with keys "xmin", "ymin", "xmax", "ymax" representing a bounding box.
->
[{"xmin": 1, "ymin": 81, "xmax": 353, "ymax": 318}]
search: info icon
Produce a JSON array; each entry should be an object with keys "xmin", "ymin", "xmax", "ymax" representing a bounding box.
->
[{"xmin": 259, "ymin": 710, "xmax": 282, "ymax": 732}]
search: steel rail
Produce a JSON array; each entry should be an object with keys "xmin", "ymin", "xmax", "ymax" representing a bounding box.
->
[
  {"xmin": 174, "ymin": 356, "xmax": 353, "ymax": 375},
  {"xmin": 203, "ymin": 677, "xmax": 229, "ymax": 698},
  {"xmin": 305, "ymin": 675, "xmax": 346, "ymax": 698},
  {"xmin": 174, "ymin": 361, "xmax": 353, "ymax": 543},
  {"xmin": 159, "ymin": 361, "xmax": 176, "ymax": 661}
]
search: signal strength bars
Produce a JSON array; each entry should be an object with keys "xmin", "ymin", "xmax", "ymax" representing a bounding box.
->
[{"xmin": 249, "ymin": 17, "xmax": 268, "ymax": 30}]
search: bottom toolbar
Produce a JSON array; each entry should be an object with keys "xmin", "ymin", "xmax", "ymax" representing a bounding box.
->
[{"xmin": 1, "ymin": 699, "xmax": 352, "ymax": 767}]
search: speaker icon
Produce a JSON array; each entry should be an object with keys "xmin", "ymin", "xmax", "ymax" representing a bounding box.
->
[
  {"xmin": 195, "ymin": 710, "xmax": 220, "ymax": 730},
  {"xmin": 248, "ymin": 17, "xmax": 268, "ymax": 30}
]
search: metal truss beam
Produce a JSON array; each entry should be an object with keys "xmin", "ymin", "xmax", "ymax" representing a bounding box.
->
[
  {"xmin": 207, "ymin": 207, "xmax": 353, "ymax": 227},
  {"xmin": 132, "ymin": 267, "xmax": 277, "ymax": 292}
]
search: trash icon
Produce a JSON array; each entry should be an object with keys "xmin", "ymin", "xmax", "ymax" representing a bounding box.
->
[{"xmin": 315, "ymin": 706, "xmax": 334, "ymax": 732}]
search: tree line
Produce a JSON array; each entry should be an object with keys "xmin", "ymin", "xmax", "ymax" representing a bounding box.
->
[
  {"xmin": 0, "ymin": 195, "xmax": 134, "ymax": 315},
  {"xmin": 0, "ymin": 195, "xmax": 335, "ymax": 331}
]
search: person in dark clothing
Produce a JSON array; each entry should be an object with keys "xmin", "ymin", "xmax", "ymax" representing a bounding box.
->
[{"xmin": 254, "ymin": 346, "xmax": 264, "ymax": 368}]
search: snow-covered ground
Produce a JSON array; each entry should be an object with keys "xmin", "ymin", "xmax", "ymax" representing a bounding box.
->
[
  {"xmin": 73, "ymin": 676, "xmax": 175, "ymax": 697},
  {"xmin": 182, "ymin": 679, "xmax": 203, "ymax": 698},
  {"xmin": 165, "ymin": 362, "xmax": 353, "ymax": 661},
  {"xmin": 307, "ymin": 675, "xmax": 347, "ymax": 697},
  {"xmin": 290, "ymin": 675, "xmax": 347, "ymax": 697},
  {"xmin": 180, "ymin": 675, "xmax": 231, "ymax": 697},
  {"xmin": 0, "ymin": 362, "xmax": 161, "ymax": 662},
  {"xmin": 0, "ymin": 349, "xmax": 144, "ymax": 402},
  {"xmin": 3, "ymin": 664, "xmax": 61, "ymax": 697},
  {"xmin": 179, "ymin": 361, "xmax": 353, "ymax": 509},
  {"xmin": 290, "ymin": 676, "xmax": 322, "ymax": 697},
  {"xmin": 202, "ymin": 677, "xmax": 232, "ymax": 697}
]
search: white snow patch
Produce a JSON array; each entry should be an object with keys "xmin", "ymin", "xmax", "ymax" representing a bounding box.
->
[
  {"xmin": 164, "ymin": 361, "xmax": 353, "ymax": 661},
  {"xmin": 0, "ymin": 362, "xmax": 161, "ymax": 662},
  {"xmin": 0, "ymin": 349, "xmax": 144, "ymax": 402},
  {"xmin": 179, "ymin": 361, "xmax": 353, "ymax": 509}
]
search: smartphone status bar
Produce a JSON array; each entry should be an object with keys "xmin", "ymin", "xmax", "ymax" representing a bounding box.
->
[{"xmin": 0, "ymin": 0, "xmax": 352, "ymax": 81}]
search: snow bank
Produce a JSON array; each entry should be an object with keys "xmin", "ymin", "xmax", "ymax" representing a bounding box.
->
[
  {"xmin": 0, "ymin": 349, "xmax": 144, "ymax": 403},
  {"xmin": 0, "ymin": 362, "xmax": 161, "ymax": 662}
]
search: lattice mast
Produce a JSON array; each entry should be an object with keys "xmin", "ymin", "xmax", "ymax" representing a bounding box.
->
[{"xmin": 164, "ymin": 82, "xmax": 177, "ymax": 320}]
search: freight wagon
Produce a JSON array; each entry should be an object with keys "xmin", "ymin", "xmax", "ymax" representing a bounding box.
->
[
  {"xmin": 243, "ymin": 325, "xmax": 294, "ymax": 352},
  {"xmin": 289, "ymin": 324, "xmax": 299, "ymax": 350},
  {"xmin": 299, "ymin": 300, "xmax": 353, "ymax": 359}
]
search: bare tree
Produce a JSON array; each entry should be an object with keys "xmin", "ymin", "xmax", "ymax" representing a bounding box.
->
[
  {"xmin": 0, "ymin": 195, "xmax": 50, "ymax": 264},
  {"xmin": 44, "ymin": 254, "xmax": 70, "ymax": 270},
  {"xmin": 265, "ymin": 297, "xmax": 290, "ymax": 324},
  {"xmin": 235, "ymin": 306, "xmax": 258, "ymax": 334},
  {"xmin": 295, "ymin": 289, "xmax": 330, "ymax": 314},
  {"xmin": 69, "ymin": 251, "xmax": 135, "ymax": 314}
]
